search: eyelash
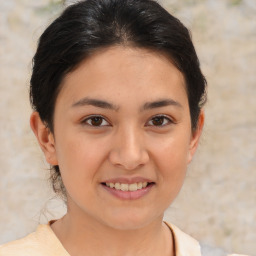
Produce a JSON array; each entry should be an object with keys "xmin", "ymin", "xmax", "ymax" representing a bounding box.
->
[
  {"xmin": 146, "ymin": 115, "xmax": 174, "ymax": 127},
  {"xmin": 81, "ymin": 115, "xmax": 110, "ymax": 127},
  {"xmin": 81, "ymin": 115, "xmax": 174, "ymax": 127}
]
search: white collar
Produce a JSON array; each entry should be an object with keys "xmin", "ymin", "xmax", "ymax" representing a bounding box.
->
[{"xmin": 165, "ymin": 222, "xmax": 202, "ymax": 256}]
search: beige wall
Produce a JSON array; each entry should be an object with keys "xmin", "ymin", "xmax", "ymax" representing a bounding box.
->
[{"xmin": 0, "ymin": 0, "xmax": 255, "ymax": 255}]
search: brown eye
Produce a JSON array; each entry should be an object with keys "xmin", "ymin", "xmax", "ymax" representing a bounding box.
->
[
  {"xmin": 147, "ymin": 115, "xmax": 172, "ymax": 127},
  {"xmin": 90, "ymin": 117, "xmax": 103, "ymax": 126},
  {"xmin": 152, "ymin": 116, "xmax": 165, "ymax": 126},
  {"xmin": 83, "ymin": 115, "xmax": 109, "ymax": 127}
]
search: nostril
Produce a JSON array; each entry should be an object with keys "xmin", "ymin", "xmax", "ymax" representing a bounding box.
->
[{"xmin": 108, "ymin": 144, "xmax": 149, "ymax": 170}]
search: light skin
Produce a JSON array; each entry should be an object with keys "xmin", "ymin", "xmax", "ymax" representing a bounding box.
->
[{"xmin": 30, "ymin": 46, "xmax": 204, "ymax": 256}]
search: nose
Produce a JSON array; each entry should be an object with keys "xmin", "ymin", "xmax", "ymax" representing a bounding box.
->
[{"xmin": 109, "ymin": 126, "xmax": 149, "ymax": 170}]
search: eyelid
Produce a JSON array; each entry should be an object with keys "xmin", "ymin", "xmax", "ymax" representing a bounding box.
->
[
  {"xmin": 80, "ymin": 114, "xmax": 174, "ymax": 127},
  {"xmin": 145, "ymin": 114, "xmax": 175, "ymax": 127},
  {"xmin": 81, "ymin": 115, "xmax": 111, "ymax": 126}
]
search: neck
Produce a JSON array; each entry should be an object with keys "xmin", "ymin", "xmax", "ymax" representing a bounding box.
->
[{"xmin": 51, "ymin": 209, "xmax": 174, "ymax": 256}]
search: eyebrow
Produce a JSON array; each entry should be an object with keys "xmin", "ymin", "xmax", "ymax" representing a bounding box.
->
[
  {"xmin": 71, "ymin": 97, "xmax": 182, "ymax": 111},
  {"xmin": 72, "ymin": 97, "xmax": 119, "ymax": 111},
  {"xmin": 141, "ymin": 99, "xmax": 182, "ymax": 111}
]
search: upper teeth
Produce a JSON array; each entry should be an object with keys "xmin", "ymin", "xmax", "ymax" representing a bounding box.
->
[{"xmin": 106, "ymin": 182, "xmax": 148, "ymax": 191}]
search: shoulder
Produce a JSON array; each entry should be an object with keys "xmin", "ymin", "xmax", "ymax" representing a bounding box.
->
[
  {"xmin": 165, "ymin": 222, "xmax": 249, "ymax": 256},
  {"xmin": 166, "ymin": 222, "xmax": 201, "ymax": 256},
  {"xmin": 200, "ymin": 243, "xmax": 249, "ymax": 256},
  {"xmin": 0, "ymin": 224, "xmax": 69, "ymax": 256},
  {"xmin": 0, "ymin": 228, "xmax": 42, "ymax": 256}
]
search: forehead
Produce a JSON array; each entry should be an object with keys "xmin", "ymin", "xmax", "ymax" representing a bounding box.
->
[{"xmin": 56, "ymin": 46, "xmax": 188, "ymax": 109}]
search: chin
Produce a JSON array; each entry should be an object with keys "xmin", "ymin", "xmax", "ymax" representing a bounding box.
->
[{"xmin": 100, "ymin": 208, "xmax": 162, "ymax": 231}]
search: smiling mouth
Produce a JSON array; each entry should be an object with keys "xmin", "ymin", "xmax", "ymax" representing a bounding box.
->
[{"xmin": 101, "ymin": 182, "xmax": 154, "ymax": 192}]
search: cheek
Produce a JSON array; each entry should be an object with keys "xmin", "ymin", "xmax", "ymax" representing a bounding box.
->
[
  {"xmin": 54, "ymin": 133, "xmax": 109, "ymax": 191},
  {"xmin": 158, "ymin": 144, "xmax": 188, "ymax": 185},
  {"xmin": 151, "ymin": 132, "xmax": 191, "ymax": 197},
  {"xmin": 56, "ymin": 130, "xmax": 107, "ymax": 165},
  {"xmin": 151, "ymin": 130, "xmax": 191, "ymax": 169}
]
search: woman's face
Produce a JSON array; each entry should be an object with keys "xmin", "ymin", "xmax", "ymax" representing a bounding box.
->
[{"xmin": 35, "ymin": 46, "xmax": 203, "ymax": 230}]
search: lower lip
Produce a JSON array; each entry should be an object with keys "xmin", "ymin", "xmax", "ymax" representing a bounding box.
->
[{"xmin": 101, "ymin": 183, "xmax": 154, "ymax": 200}]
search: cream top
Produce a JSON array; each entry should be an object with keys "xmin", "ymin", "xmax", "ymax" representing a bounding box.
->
[{"xmin": 0, "ymin": 222, "xmax": 248, "ymax": 256}]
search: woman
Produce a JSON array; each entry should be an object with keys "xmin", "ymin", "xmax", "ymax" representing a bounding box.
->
[{"xmin": 0, "ymin": 0, "xmax": 247, "ymax": 255}]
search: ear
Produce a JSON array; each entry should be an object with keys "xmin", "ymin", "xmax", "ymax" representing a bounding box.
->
[
  {"xmin": 30, "ymin": 112, "xmax": 58, "ymax": 165},
  {"xmin": 187, "ymin": 110, "xmax": 204, "ymax": 163}
]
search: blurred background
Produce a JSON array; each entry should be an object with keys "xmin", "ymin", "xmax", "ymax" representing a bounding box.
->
[{"xmin": 0, "ymin": 0, "xmax": 255, "ymax": 255}]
